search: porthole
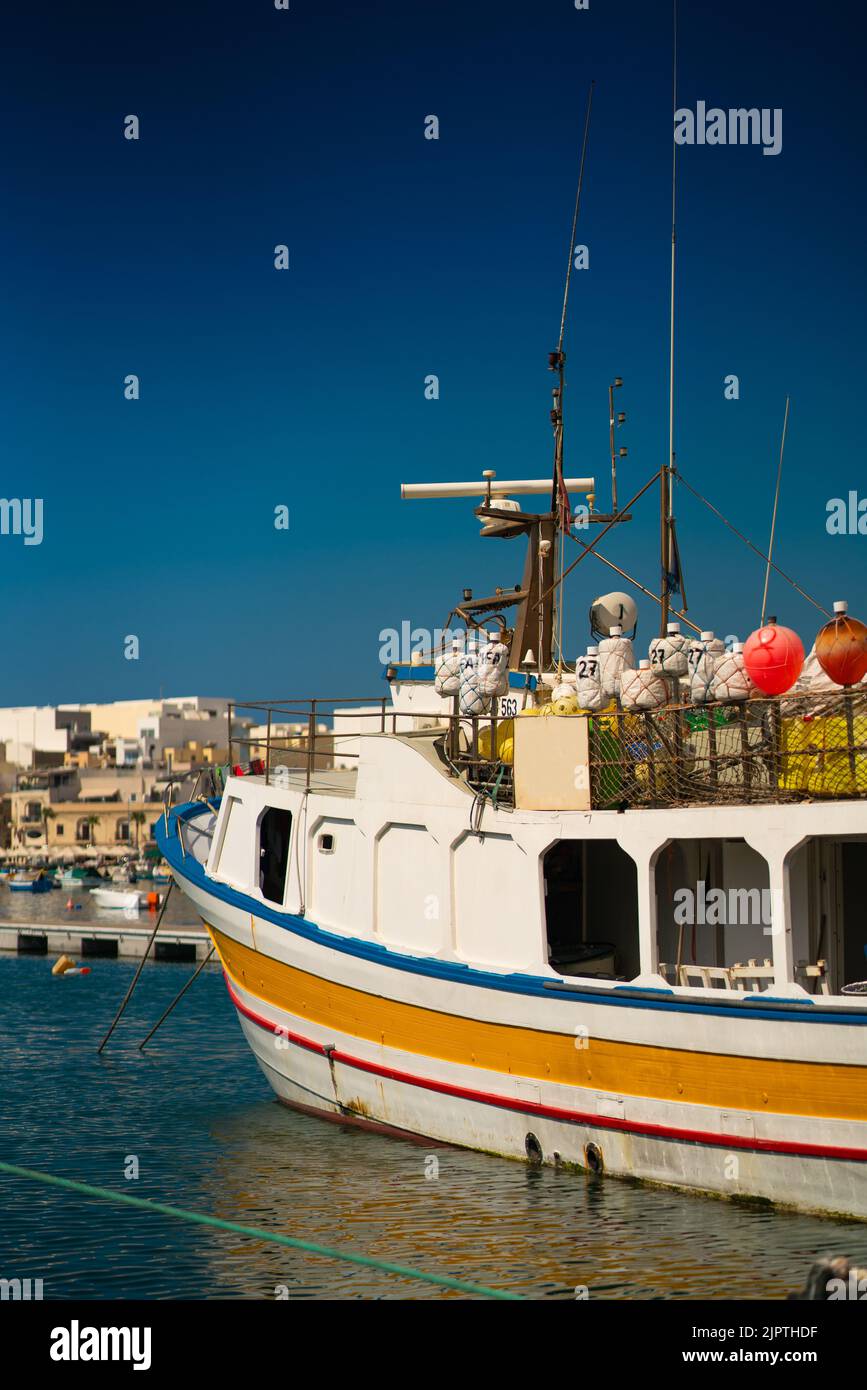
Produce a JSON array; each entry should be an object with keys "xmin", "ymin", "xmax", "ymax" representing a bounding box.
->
[
  {"xmin": 524, "ymin": 1132, "xmax": 543, "ymax": 1165},
  {"xmin": 584, "ymin": 1141, "xmax": 604, "ymax": 1174}
]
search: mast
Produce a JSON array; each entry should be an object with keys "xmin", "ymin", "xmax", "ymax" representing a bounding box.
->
[
  {"xmin": 661, "ymin": 0, "xmax": 678, "ymax": 634},
  {"xmin": 550, "ymin": 81, "xmax": 595, "ymax": 669}
]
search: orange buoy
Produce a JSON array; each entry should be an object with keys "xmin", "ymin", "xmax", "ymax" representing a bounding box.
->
[
  {"xmin": 815, "ymin": 601, "xmax": 867, "ymax": 687},
  {"xmin": 743, "ymin": 619, "xmax": 804, "ymax": 695},
  {"xmin": 65, "ymin": 898, "xmax": 74, "ymax": 910},
  {"xmin": 146, "ymin": 891, "xmax": 160, "ymax": 910}
]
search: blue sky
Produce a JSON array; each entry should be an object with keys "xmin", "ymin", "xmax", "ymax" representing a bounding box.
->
[{"xmin": 2, "ymin": 0, "xmax": 865, "ymax": 704}]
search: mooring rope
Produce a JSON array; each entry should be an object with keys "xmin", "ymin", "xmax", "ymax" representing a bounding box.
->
[{"xmin": 0, "ymin": 1160, "xmax": 522, "ymax": 1300}]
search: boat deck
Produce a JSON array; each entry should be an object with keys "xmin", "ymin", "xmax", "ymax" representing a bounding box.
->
[{"xmin": 241, "ymin": 767, "xmax": 359, "ymax": 798}]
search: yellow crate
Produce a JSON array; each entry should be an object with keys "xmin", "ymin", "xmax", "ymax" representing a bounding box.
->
[{"xmin": 780, "ymin": 713, "xmax": 867, "ymax": 795}]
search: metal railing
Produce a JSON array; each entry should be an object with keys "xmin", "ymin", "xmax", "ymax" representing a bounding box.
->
[
  {"xmin": 224, "ymin": 696, "xmax": 513, "ymax": 801},
  {"xmin": 217, "ymin": 688, "xmax": 867, "ymax": 811}
]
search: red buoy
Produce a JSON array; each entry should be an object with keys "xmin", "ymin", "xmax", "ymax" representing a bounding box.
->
[
  {"xmin": 743, "ymin": 620, "xmax": 804, "ymax": 695},
  {"xmin": 815, "ymin": 601, "xmax": 867, "ymax": 687}
]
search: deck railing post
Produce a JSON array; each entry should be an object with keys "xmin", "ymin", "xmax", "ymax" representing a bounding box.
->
[
  {"xmin": 306, "ymin": 701, "xmax": 316, "ymax": 789},
  {"xmin": 227, "ymin": 703, "xmax": 233, "ymax": 771},
  {"xmin": 265, "ymin": 709, "xmax": 271, "ymax": 786}
]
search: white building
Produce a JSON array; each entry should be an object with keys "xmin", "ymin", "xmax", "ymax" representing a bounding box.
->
[{"xmin": 0, "ymin": 706, "xmax": 94, "ymax": 767}]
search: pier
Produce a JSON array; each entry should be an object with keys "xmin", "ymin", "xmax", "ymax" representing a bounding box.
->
[{"xmin": 0, "ymin": 918, "xmax": 211, "ymax": 962}]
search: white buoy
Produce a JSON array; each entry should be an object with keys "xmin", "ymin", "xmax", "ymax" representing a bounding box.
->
[
  {"xmin": 598, "ymin": 625, "xmax": 636, "ymax": 698},
  {"xmin": 649, "ymin": 620, "xmax": 689, "ymax": 678},
  {"xmin": 711, "ymin": 641, "xmax": 754, "ymax": 701},
  {"xmin": 688, "ymin": 631, "xmax": 726, "ymax": 704},
  {"xmin": 620, "ymin": 659, "xmax": 668, "ymax": 711},
  {"xmin": 575, "ymin": 645, "xmax": 606, "ymax": 711}
]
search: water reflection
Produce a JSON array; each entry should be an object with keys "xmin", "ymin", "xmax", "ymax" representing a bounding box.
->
[{"xmin": 1, "ymin": 956, "xmax": 864, "ymax": 1299}]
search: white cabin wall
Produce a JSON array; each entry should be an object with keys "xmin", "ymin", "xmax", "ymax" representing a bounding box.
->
[
  {"xmin": 211, "ymin": 793, "xmax": 256, "ymax": 890},
  {"xmin": 451, "ymin": 832, "xmax": 541, "ymax": 970},
  {"xmin": 374, "ymin": 823, "xmax": 445, "ymax": 954},
  {"xmin": 307, "ymin": 815, "xmax": 368, "ymax": 937}
]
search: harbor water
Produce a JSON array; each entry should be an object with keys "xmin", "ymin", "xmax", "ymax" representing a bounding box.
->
[{"xmin": 1, "ymin": 953, "xmax": 866, "ymax": 1300}]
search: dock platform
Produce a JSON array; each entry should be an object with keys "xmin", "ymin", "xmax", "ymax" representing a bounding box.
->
[{"xmin": 0, "ymin": 920, "xmax": 211, "ymax": 962}]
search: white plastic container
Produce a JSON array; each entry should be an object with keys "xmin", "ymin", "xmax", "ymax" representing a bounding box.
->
[
  {"xmin": 477, "ymin": 630, "xmax": 510, "ymax": 698},
  {"xmin": 620, "ymin": 659, "xmax": 668, "ymax": 711},
  {"xmin": 575, "ymin": 645, "xmax": 606, "ymax": 711},
  {"xmin": 711, "ymin": 641, "xmax": 753, "ymax": 702},
  {"xmin": 598, "ymin": 625, "xmax": 636, "ymax": 698},
  {"xmin": 688, "ymin": 630, "xmax": 725, "ymax": 704},
  {"xmin": 459, "ymin": 650, "xmax": 490, "ymax": 715},
  {"xmin": 434, "ymin": 639, "xmax": 463, "ymax": 696},
  {"xmin": 649, "ymin": 621, "xmax": 689, "ymax": 678}
]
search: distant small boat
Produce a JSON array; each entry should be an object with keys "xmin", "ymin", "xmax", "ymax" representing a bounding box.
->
[
  {"xmin": 90, "ymin": 887, "xmax": 144, "ymax": 911},
  {"xmin": 59, "ymin": 866, "xmax": 105, "ymax": 889},
  {"xmin": 9, "ymin": 871, "xmax": 54, "ymax": 894}
]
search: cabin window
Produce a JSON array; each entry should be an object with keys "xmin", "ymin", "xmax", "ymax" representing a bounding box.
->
[
  {"xmin": 655, "ymin": 838, "xmax": 772, "ymax": 990},
  {"xmin": 259, "ymin": 807, "xmax": 292, "ymax": 905},
  {"xmin": 543, "ymin": 840, "xmax": 640, "ymax": 979},
  {"xmin": 318, "ymin": 833, "xmax": 334, "ymax": 853},
  {"xmin": 787, "ymin": 837, "xmax": 867, "ymax": 995}
]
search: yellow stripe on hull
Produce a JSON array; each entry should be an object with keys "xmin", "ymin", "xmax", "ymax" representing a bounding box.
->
[{"xmin": 209, "ymin": 925, "xmax": 867, "ymax": 1122}]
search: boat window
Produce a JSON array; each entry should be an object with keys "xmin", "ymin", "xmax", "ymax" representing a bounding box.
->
[
  {"xmin": 656, "ymin": 838, "xmax": 774, "ymax": 991},
  {"xmin": 543, "ymin": 839, "xmax": 640, "ymax": 979},
  {"xmin": 259, "ymin": 807, "xmax": 293, "ymax": 905},
  {"xmin": 318, "ymin": 833, "xmax": 334, "ymax": 853},
  {"xmin": 787, "ymin": 837, "xmax": 867, "ymax": 995}
]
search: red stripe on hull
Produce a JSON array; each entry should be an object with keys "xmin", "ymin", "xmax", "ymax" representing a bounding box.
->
[{"xmin": 225, "ymin": 976, "xmax": 867, "ymax": 1164}]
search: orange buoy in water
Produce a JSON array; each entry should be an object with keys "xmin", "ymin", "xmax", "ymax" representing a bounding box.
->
[
  {"xmin": 147, "ymin": 891, "xmax": 160, "ymax": 910},
  {"xmin": 815, "ymin": 601, "xmax": 867, "ymax": 687},
  {"xmin": 65, "ymin": 898, "xmax": 74, "ymax": 910}
]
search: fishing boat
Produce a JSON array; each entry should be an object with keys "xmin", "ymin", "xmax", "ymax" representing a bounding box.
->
[
  {"xmin": 155, "ymin": 82, "xmax": 867, "ymax": 1221},
  {"xmin": 90, "ymin": 888, "xmax": 144, "ymax": 911},
  {"xmin": 9, "ymin": 870, "xmax": 54, "ymax": 894}
]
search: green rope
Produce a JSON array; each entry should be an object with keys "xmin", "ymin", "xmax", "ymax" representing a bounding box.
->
[{"xmin": 0, "ymin": 1160, "xmax": 522, "ymax": 1300}]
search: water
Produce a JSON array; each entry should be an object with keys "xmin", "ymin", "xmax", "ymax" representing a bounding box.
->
[
  {"xmin": 0, "ymin": 879, "xmax": 199, "ymax": 928},
  {"xmin": 1, "ymin": 954, "xmax": 865, "ymax": 1300}
]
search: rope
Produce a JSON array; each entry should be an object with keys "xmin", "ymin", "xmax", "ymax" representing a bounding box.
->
[
  {"xmin": 0, "ymin": 1160, "xmax": 523, "ymax": 1300},
  {"xmin": 673, "ymin": 469, "xmax": 830, "ymax": 618},
  {"xmin": 761, "ymin": 396, "xmax": 790, "ymax": 625}
]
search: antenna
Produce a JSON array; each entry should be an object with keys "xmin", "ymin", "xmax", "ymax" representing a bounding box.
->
[
  {"xmin": 661, "ymin": 0, "xmax": 683, "ymax": 634},
  {"xmin": 609, "ymin": 377, "xmax": 626, "ymax": 512},
  {"xmin": 761, "ymin": 396, "xmax": 791, "ymax": 626}
]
